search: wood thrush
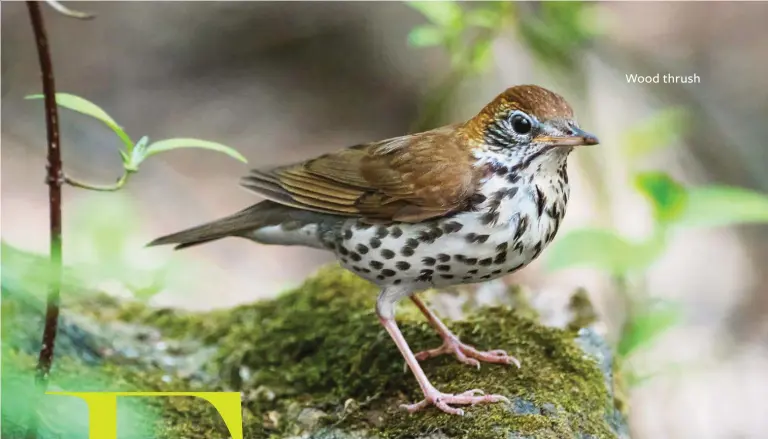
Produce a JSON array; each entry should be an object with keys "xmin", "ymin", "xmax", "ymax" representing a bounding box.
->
[{"xmin": 149, "ymin": 84, "xmax": 599, "ymax": 415}]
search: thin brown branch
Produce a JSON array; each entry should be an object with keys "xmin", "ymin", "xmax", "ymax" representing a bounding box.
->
[{"xmin": 26, "ymin": 1, "xmax": 63, "ymax": 437}]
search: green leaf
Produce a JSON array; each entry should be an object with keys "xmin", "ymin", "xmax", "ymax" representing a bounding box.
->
[
  {"xmin": 516, "ymin": 1, "xmax": 595, "ymax": 72},
  {"xmin": 26, "ymin": 93, "xmax": 134, "ymax": 151},
  {"xmin": 546, "ymin": 228, "xmax": 662, "ymax": 275},
  {"xmin": 466, "ymin": 8, "xmax": 498, "ymax": 28},
  {"xmin": 125, "ymin": 136, "xmax": 150, "ymax": 171},
  {"xmin": 624, "ymin": 362, "xmax": 695, "ymax": 388},
  {"xmin": 623, "ymin": 108, "xmax": 688, "ymax": 158},
  {"xmin": 407, "ymin": 25, "xmax": 444, "ymax": 47},
  {"xmin": 619, "ymin": 299, "xmax": 683, "ymax": 357},
  {"xmin": 406, "ymin": 1, "xmax": 462, "ymax": 28},
  {"xmin": 134, "ymin": 135, "xmax": 150, "ymax": 152},
  {"xmin": 469, "ymin": 38, "xmax": 494, "ymax": 73},
  {"xmin": 635, "ymin": 172, "xmax": 688, "ymax": 224},
  {"xmin": 577, "ymin": 3, "xmax": 607, "ymax": 38},
  {"xmin": 144, "ymin": 138, "xmax": 248, "ymax": 163},
  {"xmin": 675, "ymin": 185, "xmax": 768, "ymax": 228},
  {"xmin": 26, "ymin": 93, "xmax": 119, "ymax": 126}
]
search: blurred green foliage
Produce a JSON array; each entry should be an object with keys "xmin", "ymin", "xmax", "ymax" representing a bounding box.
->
[
  {"xmin": 67, "ymin": 194, "xmax": 204, "ymax": 301},
  {"xmin": 635, "ymin": 172, "xmax": 688, "ymax": 225},
  {"xmin": 516, "ymin": 1, "xmax": 602, "ymax": 73},
  {"xmin": 406, "ymin": 1, "xmax": 510, "ymax": 74},
  {"xmin": 616, "ymin": 299, "xmax": 683, "ymax": 358},
  {"xmin": 546, "ymin": 109, "xmax": 768, "ymax": 385},
  {"xmin": 547, "ymin": 228, "xmax": 663, "ymax": 276},
  {"xmin": 677, "ymin": 186, "xmax": 768, "ymax": 228},
  {"xmin": 623, "ymin": 108, "xmax": 689, "ymax": 159},
  {"xmin": 2, "ymin": 242, "xmax": 167, "ymax": 438},
  {"xmin": 2, "ymin": 345, "xmax": 160, "ymax": 438},
  {"xmin": 2, "ymin": 242, "xmax": 83, "ymax": 303},
  {"xmin": 547, "ymin": 112, "xmax": 768, "ymax": 280},
  {"xmin": 1, "ymin": 196, "xmax": 203, "ymax": 304},
  {"xmin": 406, "ymin": 1, "xmax": 600, "ymax": 75},
  {"xmin": 404, "ymin": 1, "xmax": 600, "ymax": 130}
]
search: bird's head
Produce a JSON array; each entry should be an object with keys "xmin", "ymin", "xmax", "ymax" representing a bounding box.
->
[{"xmin": 463, "ymin": 85, "xmax": 599, "ymax": 174}]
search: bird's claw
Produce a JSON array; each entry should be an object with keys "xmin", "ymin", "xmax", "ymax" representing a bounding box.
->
[
  {"xmin": 400, "ymin": 388, "xmax": 509, "ymax": 416},
  {"xmin": 414, "ymin": 337, "xmax": 521, "ymax": 369}
]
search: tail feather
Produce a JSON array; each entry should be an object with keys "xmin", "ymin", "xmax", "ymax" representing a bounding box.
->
[
  {"xmin": 147, "ymin": 201, "xmax": 345, "ymax": 250},
  {"xmin": 147, "ymin": 202, "xmax": 277, "ymax": 250}
]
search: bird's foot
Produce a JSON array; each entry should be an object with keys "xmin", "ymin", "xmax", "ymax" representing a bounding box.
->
[
  {"xmin": 414, "ymin": 336, "xmax": 521, "ymax": 369},
  {"xmin": 401, "ymin": 388, "xmax": 509, "ymax": 416}
]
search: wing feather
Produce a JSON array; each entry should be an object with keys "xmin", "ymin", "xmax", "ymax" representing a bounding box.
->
[
  {"xmin": 280, "ymin": 170, "xmax": 362, "ymax": 197},
  {"xmin": 241, "ymin": 124, "xmax": 483, "ymax": 222}
]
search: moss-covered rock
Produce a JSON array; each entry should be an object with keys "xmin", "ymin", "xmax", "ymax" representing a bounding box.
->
[{"xmin": 3, "ymin": 265, "xmax": 628, "ymax": 439}]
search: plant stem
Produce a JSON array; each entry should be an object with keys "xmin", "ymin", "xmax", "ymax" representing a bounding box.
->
[
  {"xmin": 26, "ymin": 1, "xmax": 62, "ymax": 437},
  {"xmin": 64, "ymin": 171, "xmax": 133, "ymax": 191},
  {"xmin": 43, "ymin": 0, "xmax": 95, "ymax": 19}
]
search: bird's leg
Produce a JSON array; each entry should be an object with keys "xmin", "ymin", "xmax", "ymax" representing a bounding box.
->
[
  {"xmin": 377, "ymin": 289, "xmax": 509, "ymax": 415},
  {"xmin": 410, "ymin": 295, "xmax": 521, "ymax": 369}
]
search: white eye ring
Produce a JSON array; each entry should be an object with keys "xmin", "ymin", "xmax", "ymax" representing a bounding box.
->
[{"xmin": 508, "ymin": 111, "xmax": 533, "ymax": 135}]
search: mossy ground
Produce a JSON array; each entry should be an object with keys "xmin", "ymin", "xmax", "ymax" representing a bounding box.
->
[{"xmin": 4, "ymin": 265, "xmax": 620, "ymax": 439}]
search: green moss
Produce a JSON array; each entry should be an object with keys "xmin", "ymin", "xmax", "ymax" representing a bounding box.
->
[
  {"xmin": 6, "ymin": 265, "xmax": 621, "ymax": 438},
  {"xmin": 123, "ymin": 266, "xmax": 616, "ymax": 438},
  {"xmin": 68, "ymin": 293, "xmax": 232, "ymax": 343},
  {"xmin": 361, "ymin": 308, "xmax": 614, "ymax": 439}
]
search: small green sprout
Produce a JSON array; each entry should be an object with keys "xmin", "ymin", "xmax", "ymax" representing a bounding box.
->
[{"xmin": 26, "ymin": 93, "xmax": 247, "ymax": 189}]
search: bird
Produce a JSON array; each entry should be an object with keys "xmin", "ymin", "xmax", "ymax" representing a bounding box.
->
[{"xmin": 148, "ymin": 84, "xmax": 599, "ymax": 416}]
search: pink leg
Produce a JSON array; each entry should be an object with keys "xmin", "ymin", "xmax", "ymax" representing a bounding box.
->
[
  {"xmin": 410, "ymin": 296, "xmax": 521, "ymax": 369},
  {"xmin": 379, "ymin": 315, "xmax": 509, "ymax": 415}
]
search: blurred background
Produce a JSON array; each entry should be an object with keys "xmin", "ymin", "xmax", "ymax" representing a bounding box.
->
[{"xmin": 2, "ymin": 2, "xmax": 768, "ymax": 438}]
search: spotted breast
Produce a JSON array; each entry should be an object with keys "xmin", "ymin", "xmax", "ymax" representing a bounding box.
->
[{"xmin": 329, "ymin": 162, "xmax": 569, "ymax": 291}]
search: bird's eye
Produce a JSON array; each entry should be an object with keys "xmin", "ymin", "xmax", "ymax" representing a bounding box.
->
[{"xmin": 510, "ymin": 113, "xmax": 532, "ymax": 135}]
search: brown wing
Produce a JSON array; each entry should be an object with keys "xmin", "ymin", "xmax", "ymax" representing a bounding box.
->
[{"xmin": 241, "ymin": 124, "xmax": 482, "ymax": 223}]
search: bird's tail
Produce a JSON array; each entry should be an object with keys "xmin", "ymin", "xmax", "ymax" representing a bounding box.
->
[
  {"xmin": 147, "ymin": 201, "xmax": 340, "ymax": 250},
  {"xmin": 147, "ymin": 202, "xmax": 282, "ymax": 250}
]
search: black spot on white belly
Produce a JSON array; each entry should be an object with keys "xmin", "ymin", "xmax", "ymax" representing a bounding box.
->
[{"xmin": 442, "ymin": 221, "xmax": 463, "ymax": 233}]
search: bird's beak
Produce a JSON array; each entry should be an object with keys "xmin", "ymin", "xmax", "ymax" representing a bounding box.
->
[{"xmin": 537, "ymin": 127, "xmax": 600, "ymax": 147}]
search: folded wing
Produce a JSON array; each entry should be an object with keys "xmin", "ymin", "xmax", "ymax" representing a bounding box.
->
[{"xmin": 241, "ymin": 125, "xmax": 482, "ymax": 223}]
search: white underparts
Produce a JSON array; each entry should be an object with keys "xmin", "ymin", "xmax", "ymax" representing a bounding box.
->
[{"xmin": 248, "ymin": 224, "xmax": 324, "ymax": 249}]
